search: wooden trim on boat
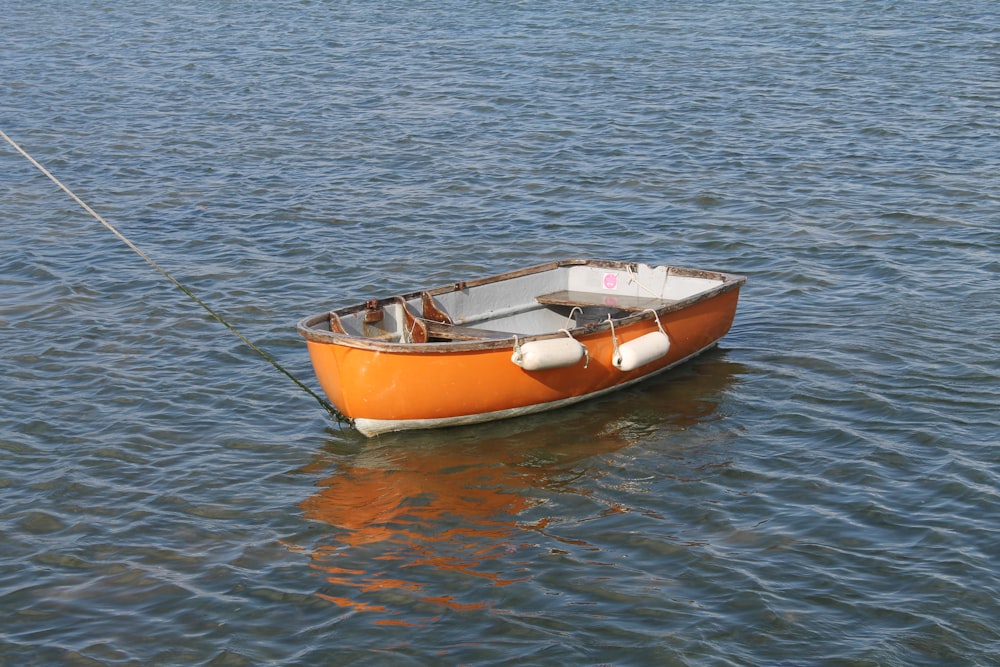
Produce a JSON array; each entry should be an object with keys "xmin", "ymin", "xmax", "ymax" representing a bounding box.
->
[
  {"xmin": 420, "ymin": 291, "xmax": 453, "ymax": 324},
  {"xmin": 298, "ymin": 259, "xmax": 747, "ymax": 352},
  {"xmin": 328, "ymin": 312, "xmax": 346, "ymax": 334},
  {"xmin": 392, "ymin": 296, "xmax": 429, "ymax": 343}
]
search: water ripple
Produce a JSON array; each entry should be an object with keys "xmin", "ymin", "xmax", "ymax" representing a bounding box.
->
[{"xmin": 2, "ymin": 0, "xmax": 999, "ymax": 664}]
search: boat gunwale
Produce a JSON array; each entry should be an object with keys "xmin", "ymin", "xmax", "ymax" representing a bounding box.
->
[{"xmin": 296, "ymin": 259, "xmax": 746, "ymax": 353}]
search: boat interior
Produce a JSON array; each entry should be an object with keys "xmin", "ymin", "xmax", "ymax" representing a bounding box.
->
[{"xmin": 312, "ymin": 262, "xmax": 732, "ymax": 345}]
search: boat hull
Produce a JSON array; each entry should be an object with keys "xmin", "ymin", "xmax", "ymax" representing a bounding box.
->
[{"xmin": 301, "ymin": 263, "xmax": 742, "ymax": 436}]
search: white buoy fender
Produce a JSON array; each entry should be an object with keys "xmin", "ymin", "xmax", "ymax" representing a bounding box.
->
[
  {"xmin": 512, "ymin": 337, "xmax": 586, "ymax": 371},
  {"xmin": 613, "ymin": 331, "xmax": 671, "ymax": 371}
]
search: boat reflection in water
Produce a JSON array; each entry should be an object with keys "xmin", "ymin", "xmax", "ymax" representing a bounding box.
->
[{"xmin": 297, "ymin": 354, "xmax": 741, "ymax": 622}]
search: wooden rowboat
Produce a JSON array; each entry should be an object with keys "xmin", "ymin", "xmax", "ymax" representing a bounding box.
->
[{"xmin": 298, "ymin": 259, "xmax": 745, "ymax": 437}]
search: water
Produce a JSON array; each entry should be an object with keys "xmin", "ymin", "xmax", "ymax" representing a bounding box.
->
[{"xmin": 2, "ymin": 1, "xmax": 998, "ymax": 664}]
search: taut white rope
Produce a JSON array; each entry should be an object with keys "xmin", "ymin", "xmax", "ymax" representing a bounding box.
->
[
  {"xmin": 1, "ymin": 129, "xmax": 346, "ymax": 423},
  {"xmin": 626, "ymin": 263, "xmax": 664, "ymax": 299}
]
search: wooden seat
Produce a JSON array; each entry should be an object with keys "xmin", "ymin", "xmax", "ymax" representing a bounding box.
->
[
  {"xmin": 424, "ymin": 321, "xmax": 514, "ymax": 341},
  {"xmin": 536, "ymin": 290, "xmax": 678, "ymax": 312}
]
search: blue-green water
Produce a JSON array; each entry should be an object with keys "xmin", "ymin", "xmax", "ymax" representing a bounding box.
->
[{"xmin": 2, "ymin": 1, "xmax": 998, "ymax": 664}]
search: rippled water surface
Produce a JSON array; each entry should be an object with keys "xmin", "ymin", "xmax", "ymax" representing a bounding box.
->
[{"xmin": 3, "ymin": 1, "xmax": 999, "ymax": 665}]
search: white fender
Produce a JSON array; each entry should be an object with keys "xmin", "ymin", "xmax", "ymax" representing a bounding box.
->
[
  {"xmin": 613, "ymin": 330, "xmax": 671, "ymax": 371},
  {"xmin": 512, "ymin": 337, "xmax": 586, "ymax": 371}
]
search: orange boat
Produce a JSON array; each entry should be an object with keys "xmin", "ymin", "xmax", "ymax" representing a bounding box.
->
[{"xmin": 298, "ymin": 259, "xmax": 745, "ymax": 436}]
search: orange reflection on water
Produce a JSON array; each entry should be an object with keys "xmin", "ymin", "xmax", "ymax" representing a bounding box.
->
[
  {"xmin": 303, "ymin": 456, "xmax": 533, "ymax": 612},
  {"xmin": 300, "ymin": 420, "xmax": 634, "ymax": 616},
  {"xmin": 300, "ymin": 355, "xmax": 740, "ymax": 619}
]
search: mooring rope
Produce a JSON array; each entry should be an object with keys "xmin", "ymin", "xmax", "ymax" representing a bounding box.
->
[
  {"xmin": 626, "ymin": 263, "xmax": 665, "ymax": 299},
  {"xmin": 1, "ymin": 129, "xmax": 348, "ymax": 424}
]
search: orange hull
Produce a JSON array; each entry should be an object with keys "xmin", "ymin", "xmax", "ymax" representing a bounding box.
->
[{"xmin": 299, "ymin": 260, "xmax": 745, "ymax": 436}]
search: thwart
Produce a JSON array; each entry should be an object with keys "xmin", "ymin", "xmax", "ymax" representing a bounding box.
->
[{"xmin": 298, "ymin": 259, "xmax": 745, "ymax": 436}]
